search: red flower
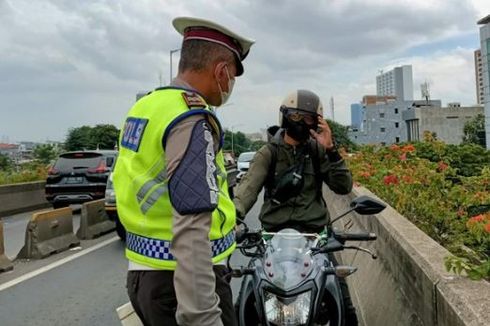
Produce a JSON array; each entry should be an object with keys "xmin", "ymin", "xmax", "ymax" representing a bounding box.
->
[
  {"xmin": 390, "ymin": 144, "xmax": 401, "ymax": 151},
  {"xmin": 383, "ymin": 175, "xmax": 399, "ymax": 185},
  {"xmin": 401, "ymin": 144, "xmax": 415, "ymax": 153},
  {"xmin": 485, "ymin": 223, "xmax": 490, "ymax": 234},
  {"xmin": 359, "ymin": 171, "xmax": 371, "ymax": 178},
  {"xmin": 399, "ymin": 153, "xmax": 407, "ymax": 161},
  {"xmin": 467, "ymin": 214, "xmax": 485, "ymax": 227},
  {"xmin": 437, "ymin": 161, "xmax": 448, "ymax": 172}
]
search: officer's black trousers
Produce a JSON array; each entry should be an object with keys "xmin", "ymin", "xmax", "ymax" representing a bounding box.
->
[{"xmin": 127, "ymin": 265, "xmax": 237, "ymax": 326}]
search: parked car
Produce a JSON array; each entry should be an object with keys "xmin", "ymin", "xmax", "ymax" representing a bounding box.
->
[
  {"xmin": 45, "ymin": 150, "xmax": 118, "ymax": 209},
  {"xmin": 236, "ymin": 151, "xmax": 256, "ymax": 183},
  {"xmin": 104, "ymin": 172, "xmax": 126, "ymax": 240}
]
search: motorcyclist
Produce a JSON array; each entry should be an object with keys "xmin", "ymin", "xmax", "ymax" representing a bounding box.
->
[{"xmin": 233, "ymin": 89, "xmax": 358, "ymax": 325}]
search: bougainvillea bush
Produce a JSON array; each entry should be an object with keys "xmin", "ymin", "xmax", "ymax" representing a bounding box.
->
[{"xmin": 345, "ymin": 141, "xmax": 490, "ymax": 280}]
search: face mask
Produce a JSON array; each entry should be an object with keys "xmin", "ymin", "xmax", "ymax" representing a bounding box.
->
[
  {"xmin": 284, "ymin": 119, "xmax": 311, "ymax": 142},
  {"xmin": 216, "ymin": 65, "xmax": 235, "ymax": 106}
]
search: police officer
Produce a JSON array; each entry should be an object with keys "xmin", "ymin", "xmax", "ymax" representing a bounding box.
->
[
  {"xmin": 113, "ymin": 17, "xmax": 254, "ymax": 326},
  {"xmin": 233, "ymin": 89, "xmax": 358, "ymax": 325}
]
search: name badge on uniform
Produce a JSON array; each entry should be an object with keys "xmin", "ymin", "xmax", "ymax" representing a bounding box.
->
[{"xmin": 121, "ymin": 117, "xmax": 148, "ymax": 152}]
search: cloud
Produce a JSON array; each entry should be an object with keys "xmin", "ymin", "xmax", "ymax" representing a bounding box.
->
[{"xmin": 0, "ymin": 0, "xmax": 486, "ymax": 141}]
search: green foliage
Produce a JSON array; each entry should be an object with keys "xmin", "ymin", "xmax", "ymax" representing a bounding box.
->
[
  {"xmin": 65, "ymin": 124, "xmax": 119, "ymax": 151},
  {"xmin": 462, "ymin": 114, "xmax": 486, "ymax": 148},
  {"xmin": 33, "ymin": 144, "xmax": 60, "ymax": 165},
  {"xmin": 0, "ymin": 154, "xmax": 12, "ymax": 171},
  {"xmin": 250, "ymin": 140, "xmax": 267, "ymax": 151},
  {"xmin": 413, "ymin": 141, "xmax": 490, "ymax": 177},
  {"xmin": 347, "ymin": 142, "xmax": 490, "ymax": 281},
  {"xmin": 0, "ymin": 161, "xmax": 47, "ymax": 185},
  {"xmin": 222, "ymin": 130, "xmax": 252, "ymax": 156},
  {"xmin": 325, "ymin": 119, "xmax": 358, "ymax": 151}
]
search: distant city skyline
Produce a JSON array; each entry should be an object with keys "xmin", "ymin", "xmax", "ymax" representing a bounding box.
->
[{"xmin": 1, "ymin": 1, "xmax": 489, "ymax": 142}]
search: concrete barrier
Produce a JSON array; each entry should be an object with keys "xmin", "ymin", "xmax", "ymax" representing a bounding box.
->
[
  {"xmin": 0, "ymin": 181, "xmax": 50, "ymax": 218},
  {"xmin": 76, "ymin": 199, "xmax": 115, "ymax": 240},
  {"xmin": 0, "ymin": 222, "xmax": 13, "ymax": 272},
  {"xmin": 17, "ymin": 207, "xmax": 80, "ymax": 259},
  {"xmin": 325, "ymin": 186, "xmax": 490, "ymax": 326},
  {"xmin": 116, "ymin": 302, "xmax": 143, "ymax": 326}
]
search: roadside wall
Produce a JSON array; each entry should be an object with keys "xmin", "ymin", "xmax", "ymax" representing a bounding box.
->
[
  {"xmin": 0, "ymin": 181, "xmax": 50, "ymax": 218},
  {"xmin": 326, "ymin": 186, "xmax": 490, "ymax": 326}
]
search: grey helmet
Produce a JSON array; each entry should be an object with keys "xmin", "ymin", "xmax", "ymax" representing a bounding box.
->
[{"xmin": 279, "ymin": 90, "xmax": 323, "ymax": 127}]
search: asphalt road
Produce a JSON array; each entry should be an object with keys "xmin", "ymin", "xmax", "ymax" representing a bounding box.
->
[{"xmin": 0, "ymin": 194, "xmax": 264, "ymax": 325}]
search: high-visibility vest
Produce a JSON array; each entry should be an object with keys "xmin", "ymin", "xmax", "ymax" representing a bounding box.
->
[{"xmin": 112, "ymin": 87, "xmax": 236, "ymax": 270}]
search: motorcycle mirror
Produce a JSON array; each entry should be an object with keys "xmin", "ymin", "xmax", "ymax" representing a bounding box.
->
[
  {"xmin": 334, "ymin": 266, "xmax": 357, "ymax": 278},
  {"xmin": 350, "ymin": 196, "xmax": 386, "ymax": 215}
]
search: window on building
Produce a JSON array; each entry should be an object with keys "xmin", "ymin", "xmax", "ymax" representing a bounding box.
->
[
  {"xmin": 395, "ymin": 122, "xmax": 399, "ymax": 128},
  {"xmin": 379, "ymin": 113, "xmax": 385, "ymax": 118},
  {"xmin": 395, "ymin": 137, "xmax": 400, "ymax": 143},
  {"xmin": 394, "ymin": 108, "xmax": 399, "ymax": 114},
  {"xmin": 380, "ymin": 127, "xmax": 386, "ymax": 132}
]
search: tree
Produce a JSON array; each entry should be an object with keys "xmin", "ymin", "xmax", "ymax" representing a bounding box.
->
[
  {"xmin": 463, "ymin": 114, "xmax": 486, "ymax": 148},
  {"xmin": 223, "ymin": 130, "xmax": 252, "ymax": 156},
  {"xmin": 33, "ymin": 144, "xmax": 59, "ymax": 165},
  {"xmin": 0, "ymin": 153, "xmax": 12, "ymax": 171},
  {"xmin": 64, "ymin": 124, "xmax": 119, "ymax": 151},
  {"xmin": 325, "ymin": 119, "xmax": 357, "ymax": 151}
]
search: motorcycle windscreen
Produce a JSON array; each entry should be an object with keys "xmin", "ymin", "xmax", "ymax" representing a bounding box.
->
[{"xmin": 264, "ymin": 229, "xmax": 314, "ymax": 291}]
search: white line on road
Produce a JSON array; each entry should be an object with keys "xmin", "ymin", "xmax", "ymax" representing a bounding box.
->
[{"xmin": 0, "ymin": 236, "xmax": 119, "ymax": 292}]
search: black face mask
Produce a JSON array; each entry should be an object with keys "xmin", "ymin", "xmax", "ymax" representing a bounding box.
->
[{"xmin": 284, "ymin": 119, "xmax": 316, "ymax": 142}]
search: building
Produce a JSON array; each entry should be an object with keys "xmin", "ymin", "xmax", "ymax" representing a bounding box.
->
[
  {"xmin": 350, "ymin": 103, "xmax": 363, "ymax": 129},
  {"xmin": 478, "ymin": 15, "xmax": 490, "ymax": 149},
  {"xmin": 475, "ymin": 50, "xmax": 485, "ymax": 104},
  {"xmin": 403, "ymin": 103, "xmax": 483, "ymax": 144},
  {"xmin": 376, "ymin": 65, "xmax": 414, "ymax": 101},
  {"xmin": 349, "ymin": 97, "xmax": 415, "ymax": 145}
]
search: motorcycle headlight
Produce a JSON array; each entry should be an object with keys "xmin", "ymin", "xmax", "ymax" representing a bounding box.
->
[{"xmin": 264, "ymin": 290, "xmax": 311, "ymax": 325}]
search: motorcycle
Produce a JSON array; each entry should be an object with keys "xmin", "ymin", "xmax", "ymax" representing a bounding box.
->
[{"xmin": 232, "ymin": 195, "xmax": 386, "ymax": 326}]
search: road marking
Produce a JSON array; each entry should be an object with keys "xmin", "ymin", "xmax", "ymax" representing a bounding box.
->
[{"xmin": 0, "ymin": 236, "xmax": 119, "ymax": 292}]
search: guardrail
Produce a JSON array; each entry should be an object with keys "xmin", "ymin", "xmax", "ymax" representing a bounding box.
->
[
  {"xmin": 0, "ymin": 181, "xmax": 50, "ymax": 218},
  {"xmin": 325, "ymin": 186, "xmax": 490, "ymax": 326}
]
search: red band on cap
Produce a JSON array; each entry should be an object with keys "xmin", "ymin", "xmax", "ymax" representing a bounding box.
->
[{"xmin": 184, "ymin": 28, "xmax": 243, "ymax": 59}]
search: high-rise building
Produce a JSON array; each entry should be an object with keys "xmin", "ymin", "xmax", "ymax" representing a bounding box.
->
[
  {"xmin": 376, "ymin": 65, "xmax": 414, "ymax": 101},
  {"xmin": 475, "ymin": 50, "xmax": 485, "ymax": 104},
  {"xmin": 478, "ymin": 15, "xmax": 490, "ymax": 149},
  {"xmin": 350, "ymin": 103, "xmax": 363, "ymax": 129}
]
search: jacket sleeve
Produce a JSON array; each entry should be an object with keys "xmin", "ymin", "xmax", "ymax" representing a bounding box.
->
[
  {"xmin": 233, "ymin": 145, "xmax": 271, "ymax": 218},
  {"xmin": 318, "ymin": 145, "xmax": 353, "ymax": 195},
  {"xmin": 165, "ymin": 115, "xmax": 223, "ymax": 326}
]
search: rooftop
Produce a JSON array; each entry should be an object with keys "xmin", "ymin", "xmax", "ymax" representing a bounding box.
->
[{"xmin": 477, "ymin": 14, "xmax": 490, "ymax": 25}]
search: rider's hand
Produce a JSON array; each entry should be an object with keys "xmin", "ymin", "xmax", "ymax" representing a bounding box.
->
[{"xmin": 310, "ymin": 117, "xmax": 335, "ymax": 151}]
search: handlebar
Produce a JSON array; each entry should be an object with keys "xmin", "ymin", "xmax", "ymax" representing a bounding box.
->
[{"xmin": 333, "ymin": 231, "xmax": 377, "ymax": 242}]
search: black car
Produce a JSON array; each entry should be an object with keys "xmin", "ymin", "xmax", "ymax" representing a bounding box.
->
[{"xmin": 45, "ymin": 150, "xmax": 118, "ymax": 208}]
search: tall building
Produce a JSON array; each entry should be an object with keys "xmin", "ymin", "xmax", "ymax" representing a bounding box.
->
[
  {"xmin": 350, "ymin": 103, "xmax": 363, "ymax": 129},
  {"xmin": 475, "ymin": 50, "xmax": 485, "ymax": 104},
  {"xmin": 376, "ymin": 65, "xmax": 414, "ymax": 101},
  {"xmin": 478, "ymin": 15, "xmax": 490, "ymax": 149}
]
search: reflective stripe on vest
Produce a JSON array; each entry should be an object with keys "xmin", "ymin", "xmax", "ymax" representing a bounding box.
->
[{"xmin": 126, "ymin": 230, "xmax": 235, "ymax": 261}]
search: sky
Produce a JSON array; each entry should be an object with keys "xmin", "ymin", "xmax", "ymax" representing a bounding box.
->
[{"xmin": 0, "ymin": 0, "xmax": 489, "ymax": 143}]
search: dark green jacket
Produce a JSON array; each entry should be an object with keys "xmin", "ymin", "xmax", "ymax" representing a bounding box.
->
[{"xmin": 233, "ymin": 127, "xmax": 353, "ymax": 231}]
